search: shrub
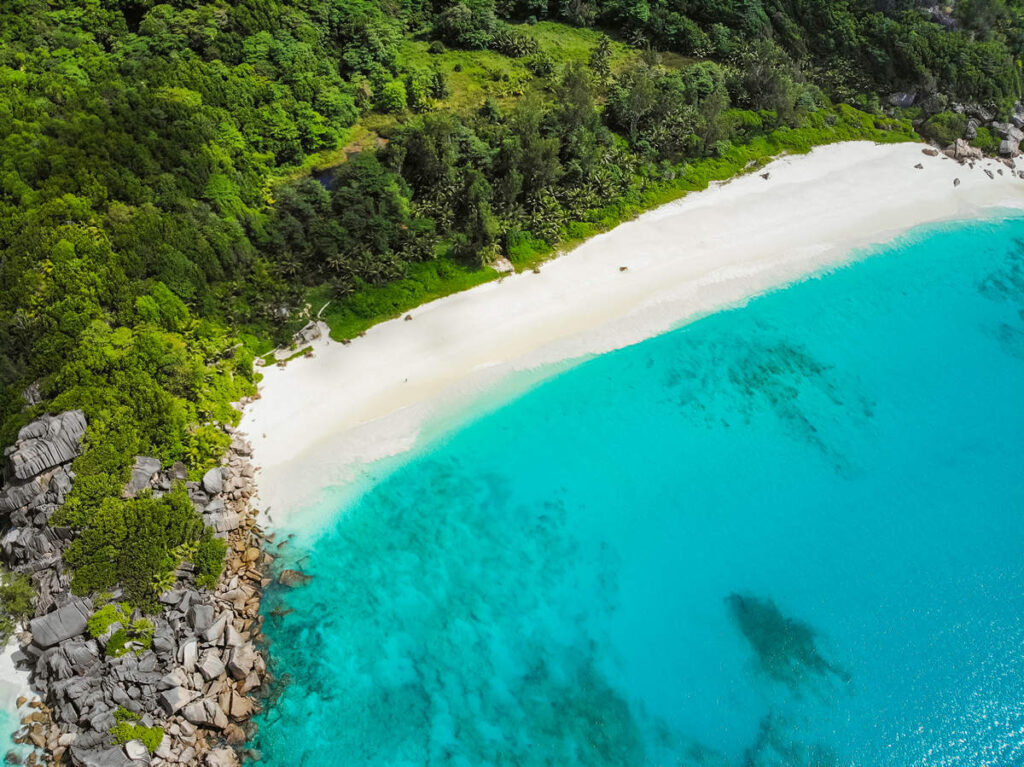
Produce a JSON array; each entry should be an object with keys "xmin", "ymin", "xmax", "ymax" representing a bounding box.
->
[
  {"xmin": 87, "ymin": 602, "xmax": 130, "ymax": 639},
  {"xmin": 526, "ymin": 52, "xmax": 555, "ymax": 78},
  {"xmin": 65, "ymin": 486, "xmax": 218, "ymax": 610},
  {"xmin": 193, "ymin": 534, "xmax": 228, "ymax": 590},
  {"xmin": 919, "ymin": 111, "xmax": 968, "ymax": 145},
  {"xmin": 378, "ymin": 80, "xmax": 408, "ymax": 113},
  {"xmin": 490, "ymin": 25, "xmax": 539, "ymax": 58},
  {"xmin": 973, "ymin": 125, "xmax": 1001, "ymax": 153},
  {"xmin": 110, "ymin": 708, "xmax": 164, "ymax": 754}
]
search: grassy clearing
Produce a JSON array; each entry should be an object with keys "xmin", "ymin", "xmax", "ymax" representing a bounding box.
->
[
  {"xmin": 396, "ymin": 22, "xmax": 638, "ymax": 114},
  {"xmin": 270, "ymin": 125, "xmax": 380, "ymax": 186}
]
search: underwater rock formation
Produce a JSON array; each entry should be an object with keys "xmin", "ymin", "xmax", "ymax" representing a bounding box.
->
[
  {"xmin": 663, "ymin": 331, "xmax": 873, "ymax": 470},
  {"xmin": 726, "ymin": 593, "xmax": 850, "ymax": 693},
  {"xmin": 741, "ymin": 711, "xmax": 840, "ymax": 767}
]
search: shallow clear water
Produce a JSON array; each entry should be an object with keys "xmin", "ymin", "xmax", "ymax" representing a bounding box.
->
[{"xmin": 250, "ymin": 214, "xmax": 1024, "ymax": 767}]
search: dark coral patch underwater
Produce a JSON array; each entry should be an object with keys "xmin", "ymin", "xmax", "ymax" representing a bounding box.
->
[{"xmin": 726, "ymin": 593, "xmax": 851, "ymax": 695}]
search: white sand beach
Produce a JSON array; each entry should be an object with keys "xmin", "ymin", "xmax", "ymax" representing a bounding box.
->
[{"xmin": 240, "ymin": 140, "xmax": 1024, "ymax": 520}]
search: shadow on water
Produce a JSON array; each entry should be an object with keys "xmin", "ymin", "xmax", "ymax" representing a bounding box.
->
[{"xmin": 726, "ymin": 593, "xmax": 851, "ymax": 695}]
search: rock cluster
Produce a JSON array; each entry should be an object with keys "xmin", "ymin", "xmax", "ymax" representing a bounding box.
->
[
  {"xmin": 944, "ymin": 138, "xmax": 984, "ymax": 162},
  {"xmin": 0, "ymin": 413, "xmax": 270, "ymax": 767},
  {"xmin": 950, "ymin": 102, "xmax": 1024, "ymax": 157}
]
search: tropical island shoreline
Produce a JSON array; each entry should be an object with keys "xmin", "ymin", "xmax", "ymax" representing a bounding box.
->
[{"xmin": 241, "ymin": 139, "xmax": 1024, "ymax": 523}]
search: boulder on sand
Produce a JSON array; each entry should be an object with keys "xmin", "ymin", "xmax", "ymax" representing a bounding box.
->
[{"xmin": 944, "ymin": 138, "xmax": 983, "ymax": 161}]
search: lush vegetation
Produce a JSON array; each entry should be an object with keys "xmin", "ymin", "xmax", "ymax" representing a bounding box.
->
[
  {"xmin": 110, "ymin": 707, "xmax": 165, "ymax": 754},
  {"xmin": 0, "ymin": 571, "xmax": 35, "ymax": 641},
  {"xmin": 0, "ymin": 0, "xmax": 1021, "ymax": 617},
  {"xmin": 88, "ymin": 601, "xmax": 156, "ymax": 656}
]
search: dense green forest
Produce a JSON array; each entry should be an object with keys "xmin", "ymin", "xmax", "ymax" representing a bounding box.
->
[{"xmin": 0, "ymin": 0, "xmax": 1021, "ymax": 604}]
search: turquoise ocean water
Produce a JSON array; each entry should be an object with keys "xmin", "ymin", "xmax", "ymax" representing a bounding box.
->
[{"xmin": 250, "ymin": 214, "xmax": 1024, "ymax": 767}]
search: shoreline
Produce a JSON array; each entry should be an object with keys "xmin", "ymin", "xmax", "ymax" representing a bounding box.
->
[{"xmin": 240, "ymin": 140, "xmax": 1024, "ymax": 524}]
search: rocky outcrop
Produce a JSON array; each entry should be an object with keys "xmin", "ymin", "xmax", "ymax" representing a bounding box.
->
[
  {"xmin": 0, "ymin": 413, "xmax": 270, "ymax": 767},
  {"xmin": 4, "ymin": 411, "xmax": 86, "ymax": 482},
  {"xmin": 293, "ymin": 321, "xmax": 321, "ymax": 346},
  {"xmin": 990, "ymin": 121, "xmax": 1024, "ymax": 157},
  {"xmin": 944, "ymin": 138, "xmax": 984, "ymax": 161},
  {"xmin": 888, "ymin": 91, "xmax": 916, "ymax": 108},
  {"xmin": 28, "ymin": 599, "xmax": 92, "ymax": 649}
]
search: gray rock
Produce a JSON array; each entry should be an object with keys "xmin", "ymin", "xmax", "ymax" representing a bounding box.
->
[
  {"xmin": 21, "ymin": 381, "xmax": 41, "ymax": 408},
  {"xmin": 197, "ymin": 650, "xmax": 225, "ymax": 682},
  {"xmin": 1000, "ymin": 138, "xmax": 1021, "ymax": 157},
  {"xmin": 153, "ymin": 733, "xmax": 172, "ymax": 760},
  {"xmin": 201, "ymin": 614, "xmax": 228, "ymax": 644},
  {"xmin": 157, "ymin": 667, "xmax": 188, "ymax": 691},
  {"xmin": 188, "ymin": 604, "xmax": 214, "ymax": 633},
  {"xmin": 70, "ymin": 745, "xmax": 135, "ymax": 767},
  {"xmin": 205, "ymin": 511, "xmax": 241, "ymax": 534},
  {"xmin": 226, "ymin": 644, "xmax": 258, "ymax": 681},
  {"xmin": 63, "ymin": 638, "xmax": 101, "ymax": 674},
  {"xmin": 966, "ymin": 103, "xmax": 996, "ymax": 123},
  {"xmin": 888, "ymin": 91, "xmax": 916, "ymax": 108},
  {"xmin": 201, "ymin": 468, "xmax": 223, "ymax": 496},
  {"xmin": 29, "ymin": 598, "xmax": 92, "ymax": 648},
  {"xmin": 5, "ymin": 410, "xmax": 87, "ymax": 481},
  {"xmin": 124, "ymin": 456, "xmax": 161, "ymax": 498},
  {"xmin": 178, "ymin": 638, "xmax": 197, "ymax": 673},
  {"xmin": 123, "ymin": 740, "xmax": 148, "ymax": 761},
  {"xmin": 0, "ymin": 476, "xmax": 44, "ymax": 514},
  {"xmin": 222, "ymin": 623, "xmax": 243, "ymax": 649},
  {"xmin": 991, "ymin": 121, "xmax": 1024, "ymax": 142},
  {"xmin": 945, "ymin": 138, "xmax": 983, "ymax": 161},
  {"xmin": 157, "ymin": 686, "xmax": 196, "ymax": 716}
]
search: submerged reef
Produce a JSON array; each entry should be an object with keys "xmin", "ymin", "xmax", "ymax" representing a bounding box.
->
[
  {"xmin": 741, "ymin": 711, "xmax": 841, "ymax": 767},
  {"xmin": 979, "ymin": 240, "xmax": 1024, "ymax": 302},
  {"xmin": 979, "ymin": 242, "xmax": 1024, "ymax": 359},
  {"xmin": 726, "ymin": 593, "xmax": 850, "ymax": 694},
  {"xmin": 662, "ymin": 328, "xmax": 873, "ymax": 471},
  {"xmin": 253, "ymin": 461, "xmax": 649, "ymax": 766}
]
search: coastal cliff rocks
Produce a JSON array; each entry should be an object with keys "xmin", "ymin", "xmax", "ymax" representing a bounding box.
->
[
  {"xmin": 28, "ymin": 600, "xmax": 92, "ymax": 649},
  {"xmin": 4, "ymin": 412, "xmax": 87, "ymax": 483},
  {"xmin": 0, "ymin": 412, "xmax": 270, "ymax": 767}
]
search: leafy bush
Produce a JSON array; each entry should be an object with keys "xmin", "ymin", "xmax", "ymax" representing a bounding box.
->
[
  {"xmin": 490, "ymin": 26, "xmax": 539, "ymax": 58},
  {"xmin": 194, "ymin": 535, "xmax": 229, "ymax": 591},
  {"xmin": 378, "ymin": 80, "xmax": 409, "ymax": 113},
  {"xmin": 973, "ymin": 126, "xmax": 1002, "ymax": 153},
  {"xmin": 89, "ymin": 603, "xmax": 155, "ymax": 657},
  {"xmin": 919, "ymin": 112, "xmax": 969, "ymax": 145},
  {"xmin": 110, "ymin": 708, "xmax": 164, "ymax": 754},
  {"xmin": 87, "ymin": 603, "xmax": 130, "ymax": 639},
  {"xmin": 0, "ymin": 571, "xmax": 35, "ymax": 641},
  {"xmin": 65, "ymin": 487, "xmax": 222, "ymax": 611}
]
